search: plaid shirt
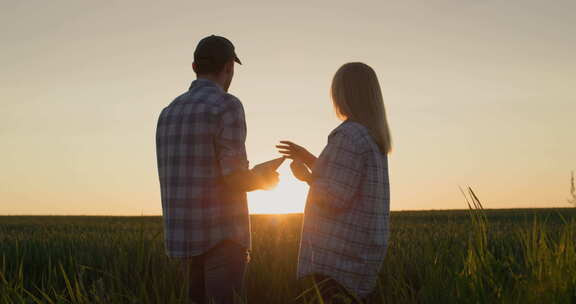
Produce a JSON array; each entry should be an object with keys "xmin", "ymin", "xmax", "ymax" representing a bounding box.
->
[
  {"xmin": 297, "ymin": 121, "xmax": 390, "ymax": 298},
  {"xmin": 156, "ymin": 79, "xmax": 250, "ymax": 258}
]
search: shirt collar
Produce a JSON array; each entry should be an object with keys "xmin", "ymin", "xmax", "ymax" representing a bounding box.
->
[{"xmin": 189, "ymin": 78, "xmax": 224, "ymax": 92}]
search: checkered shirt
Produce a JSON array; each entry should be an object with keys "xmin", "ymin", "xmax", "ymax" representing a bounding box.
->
[
  {"xmin": 155, "ymin": 78, "xmax": 250, "ymax": 258},
  {"xmin": 297, "ymin": 121, "xmax": 390, "ymax": 298}
]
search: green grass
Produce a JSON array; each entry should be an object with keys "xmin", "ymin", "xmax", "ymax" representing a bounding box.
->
[{"xmin": 1, "ymin": 190, "xmax": 575, "ymax": 303}]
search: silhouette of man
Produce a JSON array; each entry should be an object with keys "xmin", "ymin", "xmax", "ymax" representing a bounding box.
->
[{"xmin": 156, "ymin": 35, "xmax": 279, "ymax": 304}]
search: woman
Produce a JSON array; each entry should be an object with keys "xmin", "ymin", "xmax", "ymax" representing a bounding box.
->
[{"xmin": 277, "ymin": 62, "xmax": 391, "ymax": 303}]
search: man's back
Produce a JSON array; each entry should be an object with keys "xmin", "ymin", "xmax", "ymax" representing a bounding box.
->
[{"xmin": 156, "ymin": 78, "xmax": 250, "ymax": 258}]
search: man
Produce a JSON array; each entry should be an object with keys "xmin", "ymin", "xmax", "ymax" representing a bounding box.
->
[{"xmin": 156, "ymin": 35, "xmax": 279, "ymax": 304}]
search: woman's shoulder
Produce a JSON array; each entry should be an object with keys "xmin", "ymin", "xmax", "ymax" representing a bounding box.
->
[
  {"xmin": 330, "ymin": 120, "xmax": 368, "ymax": 135},
  {"xmin": 328, "ymin": 121, "xmax": 373, "ymax": 151}
]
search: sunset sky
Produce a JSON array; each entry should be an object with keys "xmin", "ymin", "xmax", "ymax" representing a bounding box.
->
[{"xmin": 1, "ymin": 0, "xmax": 575, "ymax": 215}]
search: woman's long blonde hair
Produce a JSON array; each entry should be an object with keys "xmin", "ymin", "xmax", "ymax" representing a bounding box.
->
[{"xmin": 331, "ymin": 62, "xmax": 392, "ymax": 154}]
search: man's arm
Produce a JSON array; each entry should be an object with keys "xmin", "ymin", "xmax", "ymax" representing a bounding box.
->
[
  {"xmin": 215, "ymin": 96, "xmax": 278, "ymax": 192},
  {"xmin": 222, "ymin": 170, "xmax": 257, "ymax": 192},
  {"xmin": 222, "ymin": 168, "xmax": 278, "ymax": 192}
]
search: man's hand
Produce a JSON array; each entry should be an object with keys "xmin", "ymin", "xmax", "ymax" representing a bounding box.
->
[
  {"xmin": 276, "ymin": 141, "xmax": 317, "ymax": 168},
  {"xmin": 222, "ymin": 157, "xmax": 282, "ymax": 192},
  {"xmin": 251, "ymin": 165, "xmax": 280, "ymax": 190},
  {"xmin": 290, "ymin": 160, "xmax": 312, "ymax": 183},
  {"xmin": 222, "ymin": 168, "xmax": 279, "ymax": 192}
]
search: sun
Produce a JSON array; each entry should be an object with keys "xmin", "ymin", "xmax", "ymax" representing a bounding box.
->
[{"xmin": 248, "ymin": 163, "xmax": 308, "ymax": 214}]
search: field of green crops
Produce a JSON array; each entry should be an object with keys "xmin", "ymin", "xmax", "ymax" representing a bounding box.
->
[{"xmin": 2, "ymin": 193, "xmax": 576, "ymax": 303}]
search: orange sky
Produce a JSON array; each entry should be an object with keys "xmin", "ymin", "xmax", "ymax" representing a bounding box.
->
[{"xmin": 1, "ymin": 1, "xmax": 575, "ymax": 215}]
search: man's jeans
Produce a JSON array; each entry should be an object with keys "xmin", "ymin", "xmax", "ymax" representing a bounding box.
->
[{"xmin": 180, "ymin": 240, "xmax": 249, "ymax": 304}]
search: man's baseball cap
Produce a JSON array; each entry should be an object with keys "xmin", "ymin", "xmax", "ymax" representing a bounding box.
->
[{"xmin": 194, "ymin": 35, "xmax": 242, "ymax": 66}]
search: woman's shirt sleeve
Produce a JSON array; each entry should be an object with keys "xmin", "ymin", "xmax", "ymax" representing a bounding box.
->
[{"xmin": 308, "ymin": 130, "xmax": 365, "ymax": 210}]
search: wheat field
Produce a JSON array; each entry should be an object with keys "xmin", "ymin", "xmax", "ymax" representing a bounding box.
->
[{"xmin": 1, "ymin": 192, "xmax": 575, "ymax": 303}]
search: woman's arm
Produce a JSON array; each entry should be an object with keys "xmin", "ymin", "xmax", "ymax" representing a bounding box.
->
[
  {"xmin": 307, "ymin": 131, "xmax": 364, "ymax": 210},
  {"xmin": 289, "ymin": 160, "xmax": 313, "ymax": 184},
  {"xmin": 276, "ymin": 141, "xmax": 317, "ymax": 168}
]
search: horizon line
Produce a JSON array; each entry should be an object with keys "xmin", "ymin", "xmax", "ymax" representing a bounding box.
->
[{"xmin": 1, "ymin": 206, "xmax": 573, "ymax": 217}]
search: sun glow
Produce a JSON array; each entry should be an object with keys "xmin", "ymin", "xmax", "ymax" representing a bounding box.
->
[{"xmin": 248, "ymin": 163, "xmax": 308, "ymax": 214}]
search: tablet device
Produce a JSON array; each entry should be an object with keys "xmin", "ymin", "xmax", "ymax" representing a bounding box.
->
[{"xmin": 252, "ymin": 157, "xmax": 285, "ymax": 172}]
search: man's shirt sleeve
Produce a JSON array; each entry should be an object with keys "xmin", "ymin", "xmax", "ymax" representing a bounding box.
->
[{"xmin": 215, "ymin": 95, "xmax": 249, "ymax": 176}]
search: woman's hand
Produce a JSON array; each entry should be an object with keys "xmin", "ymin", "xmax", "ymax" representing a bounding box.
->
[
  {"xmin": 290, "ymin": 160, "xmax": 312, "ymax": 183},
  {"xmin": 276, "ymin": 141, "xmax": 317, "ymax": 168}
]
